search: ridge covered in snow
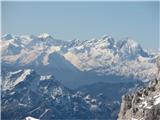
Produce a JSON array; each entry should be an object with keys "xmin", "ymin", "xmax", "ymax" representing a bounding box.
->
[{"xmin": 1, "ymin": 33, "xmax": 158, "ymax": 84}]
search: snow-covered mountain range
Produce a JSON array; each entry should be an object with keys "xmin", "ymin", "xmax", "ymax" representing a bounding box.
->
[{"xmin": 1, "ymin": 33, "xmax": 159, "ymax": 87}]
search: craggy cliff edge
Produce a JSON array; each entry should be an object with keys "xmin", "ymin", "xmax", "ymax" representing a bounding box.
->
[{"xmin": 118, "ymin": 57, "xmax": 160, "ymax": 120}]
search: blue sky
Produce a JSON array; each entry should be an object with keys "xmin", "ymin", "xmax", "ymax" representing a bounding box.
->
[{"xmin": 2, "ymin": 1, "xmax": 159, "ymax": 49}]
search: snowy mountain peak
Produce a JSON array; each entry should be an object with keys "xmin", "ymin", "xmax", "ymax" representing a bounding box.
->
[
  {"xmin": 124, "ymin": 39, "xmax": 139, "ymax": 48},
  {"xmin": 98, "ymin": 35, "xmax": 115, "ymax": 48},
  {"xmin": 117, "ymin": 38, "xmax": 140, "ymax": 49},
  {"xmin": 38, "ymin": 33, "xmax": 52, "ymax": 39},
  {"xmin": 73, "ymin": 38, "xmax": 80, "ymax": 42},
  {"xmin": 28, "ymin": 34, "xmax": 38, "ymax": 39},
  {"xmin": 72, "ymin": 38, "xmax": 81, "ymax": 45},
  {"xmin": 115, "ymin": 38, "xmax": 149, "ymax": 59},
  {"xmin": 102, "ymin": 34, "xmax": 113, "ymax": 40},
  {"xmin": 2, "ymin": 33, "xmax": 14, "ymax": 40}
]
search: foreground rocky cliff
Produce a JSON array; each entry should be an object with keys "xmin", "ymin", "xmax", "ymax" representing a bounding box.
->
[
  {"xmin": 118, "ymin": 78, "xmax": 160, "ymax": 120},
  {"xmin": 118, "ymin": 56, "xmax": 160, "ymax": 120}
]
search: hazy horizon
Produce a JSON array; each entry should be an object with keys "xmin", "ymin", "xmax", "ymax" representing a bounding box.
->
[{"xmin": 2, "ymin": 1, "xmax": 159, "ymax": 49}]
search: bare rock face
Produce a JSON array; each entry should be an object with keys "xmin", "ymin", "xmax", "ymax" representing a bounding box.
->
[
  {"xmin": 118, "ymin": 56, "xmax": 160, "ymax": 120},
  {"xmin": 118, "ymin": 79, "xmax": 160, "ymax": 120}
]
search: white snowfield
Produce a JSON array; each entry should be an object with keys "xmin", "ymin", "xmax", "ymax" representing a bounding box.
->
[
  {"xmin": 1, "ymin": 33, "xmax": 159, "ymax": 82},
  {"xmin": 14, "ymin": 69, "xmax": 32, "ymax": 86},
  {"xmin": 25, "ymin": 116, "xmax": 39, "ymax": 120},
  {"xmin": 40, "ymin": 75, "xmax": 52, "ymax": 80},
  {"xmin": 137, "ymin": 93, "xmax": 160, "ymax": 110},
  {"xmin": 2, "ymin": 69, "xmax": 33, "ymax": 90}
]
